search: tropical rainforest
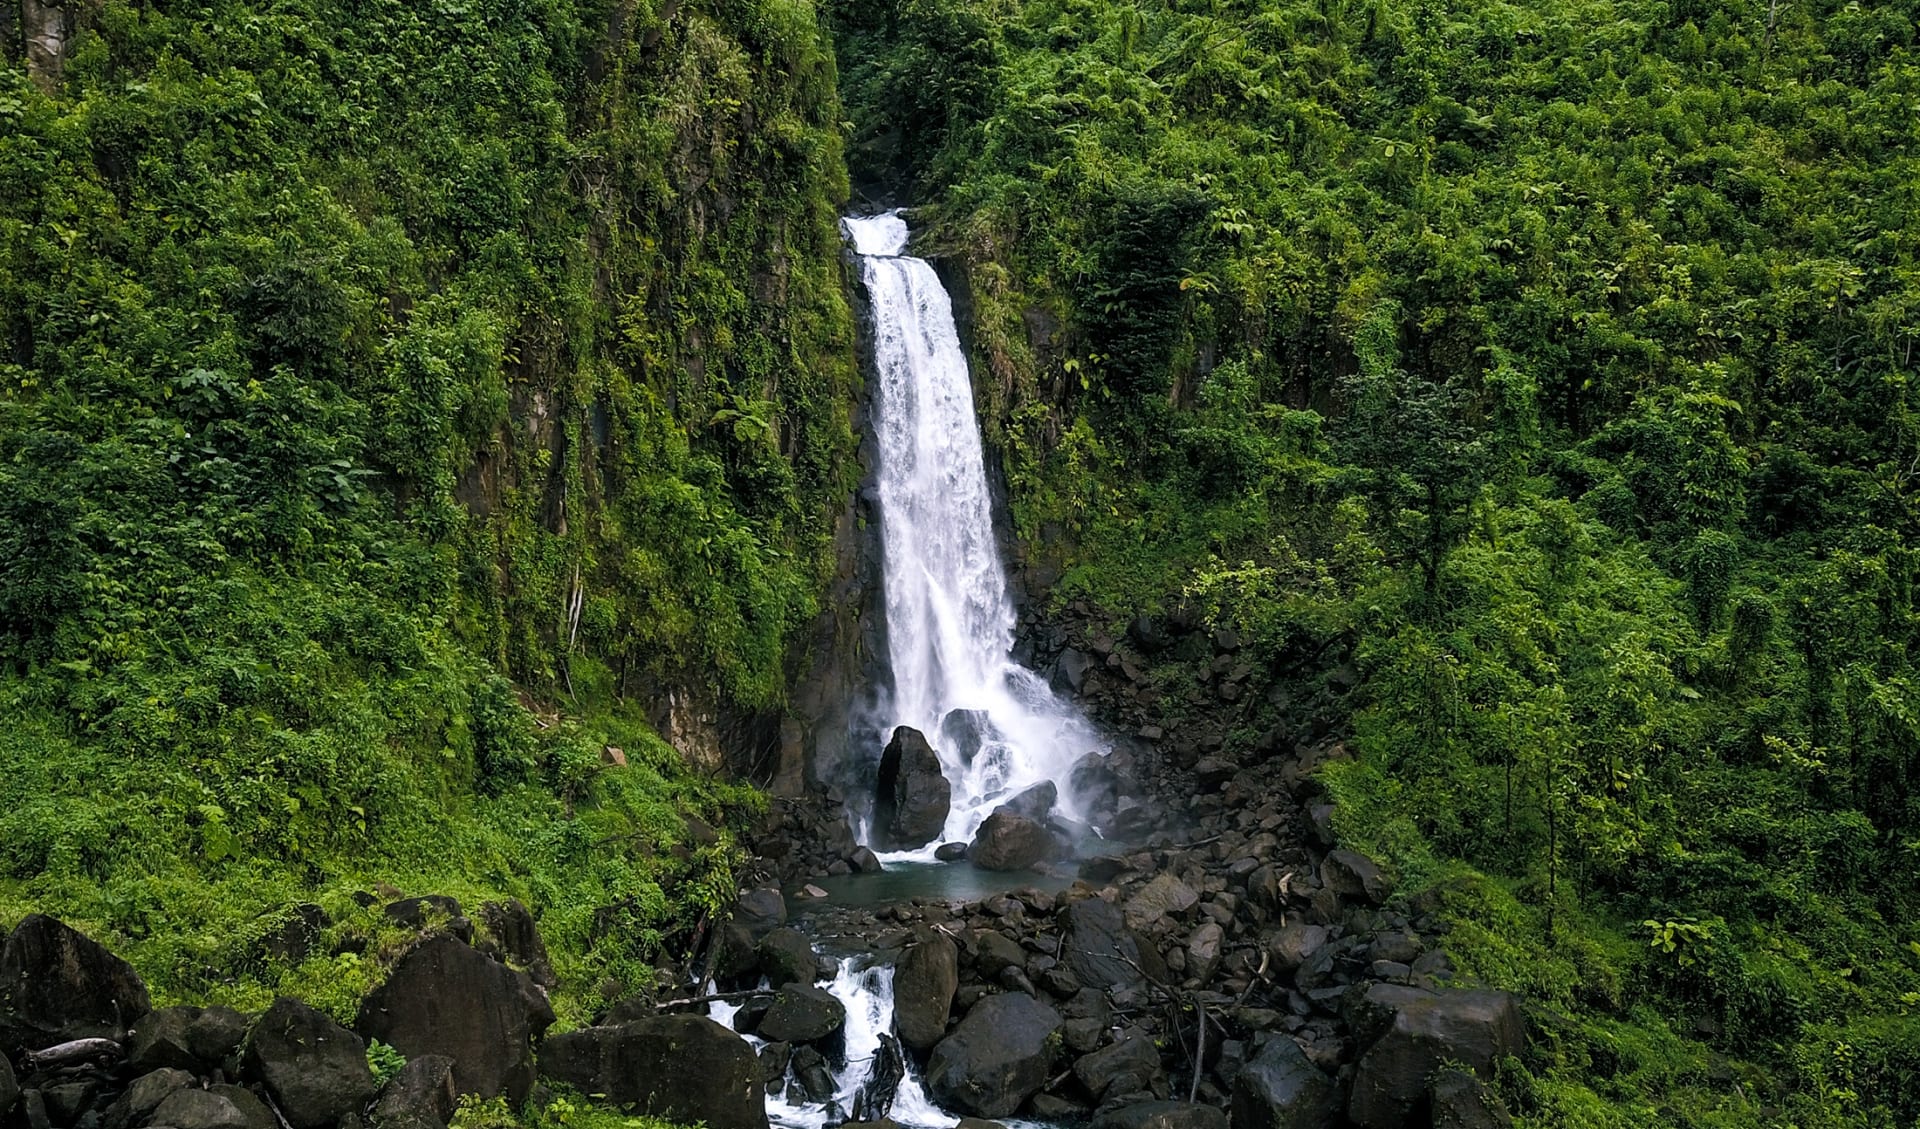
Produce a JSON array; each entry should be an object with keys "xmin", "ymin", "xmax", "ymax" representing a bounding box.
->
[{"xmin": 2, "ymin": 0, "xmax": 1918, "ymax": 1125}]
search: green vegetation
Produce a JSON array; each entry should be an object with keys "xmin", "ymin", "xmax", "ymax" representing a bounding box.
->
[
  {"xmin": 0, "ymin": 0, "xmax": 854, "ymax": 1023},
  {"xmin": 832, "ymin": 0, "xmax": 1920, "ymax": 1122}
]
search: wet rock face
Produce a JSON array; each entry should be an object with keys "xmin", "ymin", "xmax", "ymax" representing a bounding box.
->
[
  {"xmin": 356, "ymin": 934, "xmax": 555, "ymax": 1105},
  {"xmin": 1061, "ymin": 898, "xmax": 1149, "ymax": 991},
  {"xmin": 1231, "ymin": 1036, "xmax": 1338, "ymax": 1129},
  {"xmin": 892, "ymin": 929, "xmax": 959, "ymax": 1051},
  {"xmin": 242, "ymin": 997, "xmax": 378, "ymax": 1129},
  {"xmin": 539, "ymin": 1016, "xmax": 768, "ymax": 1129},
  {"xmin": 1347, "ymin": 990, "xmax": 1524, "ymax": 1129},
  {"xmin": 0, "ymin": 914, "xmax": 152, "ymax": 1046},
  {"xmin": 876, "ymin": 726, "xmax": 953, "ymax": 850},
  {"xmin": 925, "ymin": 992, "xmax": 1063, "ymax": 1118},
  {"xmin": 968, "ymin": 810, "xmax": 1053, "ymax": 871},
  {"xmin": 755, "ymin": 984, "xmax": 846, "ymax": 1046}
]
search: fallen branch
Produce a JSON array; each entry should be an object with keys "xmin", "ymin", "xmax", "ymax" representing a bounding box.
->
[
  {"xmin": 1190, "ymin": 1003, "xmax": 1209, "ymax": 1103},
  {"xmin": 26, "ymin": 1038, "xmax": 122, "ymax": 1070},
  {"xmin": 651, "ymin": 987, "xmax": 776, "ymax": 1010}
]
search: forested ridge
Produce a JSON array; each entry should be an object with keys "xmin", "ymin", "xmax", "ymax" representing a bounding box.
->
[
  {"xmin": 2, "ymin": 0, "xmax": 1919, "ymax": 1125},
  {"xmin": 834, "ymin": 0, "xmax": 1920, "ymax": 1121}
]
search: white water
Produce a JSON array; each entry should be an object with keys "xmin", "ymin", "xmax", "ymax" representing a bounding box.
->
[
  {"xmin": 715, "ymin": 958, "xmax": 959, "ymax": 1129},
  {"xmin": 844, "ymin": 212, "xmax": 1105, "ymax": 857}
]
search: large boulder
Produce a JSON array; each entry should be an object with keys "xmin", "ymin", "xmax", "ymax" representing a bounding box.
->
[
  {"xmin": 129, "ymin": 1006, "xmax": 206, "ymax": 1072},
  {"xmin": 538, "ymin": 1015, "xmax": 767, "ymax": 1129},
  {"xmin": 939, "ymin": 710, "xmax": 998, "ymax": 765},
  {"xmin": 1347, "ymin": 991, "xmax": 1524, "ymax": 1129},
  {"xmin": 1125, "ymin": 874, "xmax": 1199, "ymax": 929},
  {"xmin": 0, "ymin": 914, "xmax": 152, "ymax": 1046},
  {"xmin": 476, "ymin": 900, "xmax": 557, "ymax": 990},
  {"xmin": 968, "ymin": 811, "xmax": 1053, "ymax": 872},
  {"xmin": 1094, "ymin": 1102, "xmax": 1227, "ymax": 1129},
  {"xmin": 994, "ymin": 781, "xmax": 1057, "ymax": 822},
  {"xmin": 1264, "ymin": 924, "xmax": 1329, "ymax": 973},
  {"xmin": 893, "ymin": 929, "xmax": 959, "ymax": 1051},
  {"xmin": 356, "ymin": 934, "xmax": 554, "ymax": 1104},
  {"xmin": 925, "ymin": 993, "xmax": 1062, "ymax": 1118},
  {"xmin": 1430, "ymin": 1067, "xmax": 1513, "ymax": 1129},
  {"xmin": 1073, "ymin": 1032, "xmax": 1164, "ymax": 1101},
  {"xmin": 242, "ymin": 997, "xmax": 379, "ymax": 1129},
  {"xmin": 1231, "ymin": 1036, "xmax": 1338, "ymax": 1129},
  {"xmin": 151, "ymin": 1088, "xmax": 255, "ymax": 1129},
  {"xmin": 0, "ymin": 1055, "xmax": 16, "ymax": 1119},
  {"xmin": 876, "ymin": 727, "xmax": 952, "ymax": 850},
  {"xmin": 371, "ymin": 1054, "xmax": 459, "ymax": 1129},
  {"xmin": 756, "ymin": 928, "xmax": 820, "ymax": 989},
  {"xmin": 103, "ymin": 1069, "xmax": 192, "ymax": 1129},
  {"xmin": 1321, "ymin": 850, "xmax": 1391, "ymax": 906},
  {"xmin": 756, "ymin": 984, "xmax": 845, "ymax": 1046},
  {"xmin": 1062, "ymin": 898, "xmax": 1149, "ymax": 991}
]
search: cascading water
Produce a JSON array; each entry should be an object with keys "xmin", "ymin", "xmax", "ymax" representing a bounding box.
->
[
  {"xmin": 844, "ymin": 212, "xmax": 1105, "ymax": 855},
  {"xmin": 714, "ymin": 958, "xmax": 960, "ymax": 1129}
]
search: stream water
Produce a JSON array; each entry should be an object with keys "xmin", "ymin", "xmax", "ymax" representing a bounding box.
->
[{"xmin": 843, "ymin": 212, "xmax": 1104, "ymax": 859}]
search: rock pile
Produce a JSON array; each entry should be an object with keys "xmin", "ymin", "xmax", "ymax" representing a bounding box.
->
[{"xmin": 0, "ymin": 897, "xmax": 561, "ymax": 1129}]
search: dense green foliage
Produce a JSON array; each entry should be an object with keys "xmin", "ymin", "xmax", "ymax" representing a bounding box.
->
[
  {"xmin": 833, "ymin": 0, "xmax": 1920, "ymax": 1122},
  {"xmin": 0, "ymin": 0, "xmax": 855, "ymax": 1020}
]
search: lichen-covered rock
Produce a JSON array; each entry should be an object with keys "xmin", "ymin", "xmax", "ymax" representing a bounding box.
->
[{"xmin": 1347, "ymin": 990, "xmax": 1524, "ymax": 1129}]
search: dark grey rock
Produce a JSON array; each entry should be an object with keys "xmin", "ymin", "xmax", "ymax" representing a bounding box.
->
[
  {"xmin": 1073, "ymin": 1034, "xmax": 1164, "ymax": 1101},
  {"xmin": 371, "ymin": 1054, "xmax": 459, "ymax": 1128},
  {"xmin": 970, "ymin": 811, "xmax": 1053, "ymax": 872},
  {"xmin": 894, "ymin": 930, "xmax": 959, "ymax": 1052},
  {"xmin": 755, "ymin": 984, "xmax": 845, "ymax": 1046},
  {"xmin": 129, "ymin": 1006, "xmax": 203, "ymax": 1072},
  {"xmin": 1063, "ymin": 899, "xmax": 1148, "ymax": 991},
  {"xmin": 1347, "ymin": 990, "xmax": 1525, "ymax": 1129},
  {"xmin": 151, "ymin": 1089, "xmax": 252, "ymax": 1129},
  {"xmin": 1430, "ymin": 1067, "xmax": 1513, "ymax": 1129},
  {"xmin": 242, "ymin": 997, "xmax": 379, "ymax": 1129},
  {"xmin": 1264, "ymin": 924, "xmax": 1328, "ymax": 973},
  {"xmin": 537, "ymin": 1016, "xmax": 767, "ymax": 1129},
  {"xmin": 1230, "ymin": 1036, "xmax": 1338, "ymax": 1129},
  {"xmin": 877, "ymin": 727, "xmax": 952, "ymax": 851},
  {"xmin": 356, "ymin": 934, "xmax": 554, "ymax": 1104},
  {"xmin": 925, "ymin": 993, "xmax": 1062, "ymax": 1118},
  {"xmin": 756, "ymin": 929, "xmax": 819, "ymax": 989},
  {"xmin": 994, "ymin": 782, "xmax": 1057, "ymax": 822},
  {"xmin": 103, "ymin": 1069, "xmax": 192, "ymax": 1129},
  {"xmin": 188, "ymin": 1007, "xmax": 251, "ymax": 1066},
  {"xmin": 209, "ymin": 1084, "xmax": 275, "ymax": 1129},
  {"xmin": 476, "ymin": 900, "xmax": 557, "ymax": 990},
  {"xmin": 935, "ymin": 842, "xmax": 970, "ymax": 862},
  {"xmin": 1320, "ymin": 850, "xmax": 1390, "ymax": 906},
  {"xmin": 0, "ymin": 914, "xmax": 151, "ymax": 1045}
]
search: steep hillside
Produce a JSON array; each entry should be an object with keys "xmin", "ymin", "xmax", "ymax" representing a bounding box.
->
[
  {"xmin": 830, "ymin": 0, "xmax": 1920, "ymax": 1122},
  {"xmin": 0, "ymin": 0, "xmax": 857, "ymax": 1019}
]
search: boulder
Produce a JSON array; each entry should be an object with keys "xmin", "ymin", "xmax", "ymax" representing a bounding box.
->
[
  {"xmin": 152, "ymin": 1089, "xmax": 253, "ymax": 1129},
  {"xmin": 876, "ymin": 727, "xmax": 952, "ymax": 850},
  {"xmin": 925, "ymin": 992, "xmax": 1062, "ymax": 1118},
  {"xmin": 1062, "ymin": 899, "xmax": 1148, "ymax": 991},
  {"xmin": 356, "ymin": 934, "xmax": 554, "ymax": 1104},
  {"xmin": 1339, "ymin": 982, "xmax": 1434, "ymax": 1050},
  {"xmin": 371, "ymin": 1054, "xmax": 459, "ymax": 1128},
  {"xmin": 939, "ymin": 710, "xmax": 997, "ymax": 764},
  {"xmin": 0, "ymin": 914, "xmax": 152, "ymax": 1045},
  {"xmin": 1051, "ymin": 648, "xmax": 1094, "ymax": 695},
  {"xmin": 129, "ymin": 1006, "xmax": 204, "ymax": 1072},
  {"xmin": 1430, "ymin": 1067, "xmax": 1513, "ymax": 1129},
  {"xmin": 209, "ymin": 1084, "xmax": 275, "ymax": 1129},
  {"xmin": 189, "ymin": 1006, "xmax": 252, "ymax": 1065},
  {"xmin": 476, "ymin": 900, "xmax": 557, "ymax": 990},
  {"xmin": 755, "ymin": 984, "xmax": 846, "ymax": 1046},
  {"xmin": 733, "ymin": 888, "xmax": 788, "ymax": 938},
  {"xmin": 261, "ymin": 904, "xmax": 330, "ymax": 963},
  {"xmin": 893, "ymin": 929, "xmax": 959, "ymax": 1051},
  {"xmin": 1093, "ymin": 1102, "xmax": 1228, "ymax": 1129},
  {"xmin": 850, "ymin": 847, "xmax": 885, "ymax": 873},
  {"xmin": 385, "ymin": 896, "xmax": 472, "ymax": 942},
  {"xmin": 1125, "ymin": 874, "xmax": 1199, "ymax": 929},
  {"xmin": 103, "ymin": 1069, "xmax": 192, "ymax": 1129},
  {"xmin": 1264, "ymin": 924, "xmax": 1328, "ymax": 973},
  {"xmin": 973, "ymin": 931, "xmax": 1027, "ymax": 977},
  {"xmin": 242, "ymin": 997, "xmax": 379, "ymax": 1129},
  {"xmin": 537, "ymin": 1016, "xmax": 767, "ymax": 1129},
  {"xmin": 1073, "ymin": 1033, "xmax": 1164, "ymax": 1101},
  {"xmin": 1321, "ymin": 850, "xmax": 1390, "ymax": 906},
  {"xmin": 756, "ymin": 929, "xmax": 819, "ymax": 989},
  {"xmin": 1230, "ymin": 1036, "xmax": 1338, "ymax": 1129},
  {"xmin": 1186, "ymin": 923, "xmax": 1225, "ymax": 984},
  {"xmin": 1347, "ymin": 991, "xmax": 1524, "ymax": 1129},
  {"xmin": 994, "ymin": 781, "xmax": 1057, "ymax": 822},
  {"xmin": 969, "ymin": 811, "xmax": 1053, "ymax": 872},
  {"xmin": 935, "ymin": 842, "xmax": 970, "ymax": 862},
  {"xmin": 0, "ymin": 1055, "xmax": 15, "ymax": 1118}
]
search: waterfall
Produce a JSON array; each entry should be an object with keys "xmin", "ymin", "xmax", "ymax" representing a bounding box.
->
[
  {"xmin": 843, "ymin": 212, "xmax": 1105, "ymax": 856},
  {"xmin": 714, "ymin": 958, "xmax": 959, "ymax": 1129}
]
